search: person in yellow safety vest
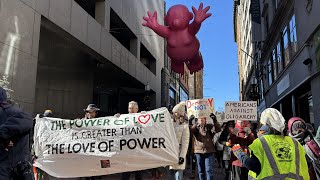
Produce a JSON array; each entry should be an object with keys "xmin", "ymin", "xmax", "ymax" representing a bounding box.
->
[{"xmin": 231, "ymin": 108, "xmax": 310, "ymax": 180}]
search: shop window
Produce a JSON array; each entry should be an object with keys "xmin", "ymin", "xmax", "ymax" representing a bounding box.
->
[
  {"xmin": 308, "ymin": 95, "xmax": 314, "ymax": 124},
  {"xmin": 281, "ymin": 96, "xmax": 293, "ymax": 121},
  {"xmin": 110, "ymin": 8, "xmax": 138, "ymax": 57},
  {"xmin": 297, "ymin": 93, "xmax": 314, "ymax": 124}
]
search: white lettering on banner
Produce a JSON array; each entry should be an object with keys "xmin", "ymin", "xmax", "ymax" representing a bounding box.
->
[
  {"xmin": 186, "ymin": 98, "xmax": 214, "ymax": 118},
  {"xmin": 224, "ymin": 101, "xmax": 258, "ymax": 121},
  {"xmin": 33, "ymin": 108, "xmax": 179, "ymax": 178}
]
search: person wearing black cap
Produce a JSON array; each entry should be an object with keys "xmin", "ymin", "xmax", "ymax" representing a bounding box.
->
[
  {"xmin": 0, "ymin": 87, "xmax": 34, "ymax": 179},
  {"xmin": 84, "ymin": 104, "xmax": 100, "ymax": 119}
]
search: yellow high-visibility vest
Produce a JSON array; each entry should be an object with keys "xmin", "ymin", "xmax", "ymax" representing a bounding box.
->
[{"xmin": 248, "ymin": 135, "xmax": 309, "ymax": 180}]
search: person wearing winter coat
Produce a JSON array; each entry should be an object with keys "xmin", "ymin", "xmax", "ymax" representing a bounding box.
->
[
  {"xmin": 288, "ymin": 117, "xmax": 320, "ymax": 180},
  {"xmin": 228, "ymin": 120, "xmax": 255, "ymax": 180},
  {"xmin": 315, "ymin": 126, "xmax": 320, "ymax": 144},
  {"xmin": 190, "ymin": 113, "xmax": 221, "ymax": 180},
  {"xmin": 214, "ymin": 120, "xmax": 235, "ymax": 180},
  {"xmin": 0, "ymin": 86, "xmax": 34, "ymax": 180},
  {"xmin": 169, "ymin": 102, "xmax": 190, "ymax": 180}
]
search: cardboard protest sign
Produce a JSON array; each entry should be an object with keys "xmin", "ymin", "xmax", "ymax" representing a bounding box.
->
[
  {"xmin": 33, "ymin": 108, "xmax": 179, "ymax": 178},
  {"xmin": 186, "ymin": 98, "xmax": 214, "ymax": 118},
  {"xmin": 224, "ymin": 101, "xmax": 257, "ymax": 121}
]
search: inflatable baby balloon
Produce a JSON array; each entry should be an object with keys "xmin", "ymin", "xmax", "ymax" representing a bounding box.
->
[{"xmin": 143, "ymin": 3, "xmax": 211, "ymax": 74}]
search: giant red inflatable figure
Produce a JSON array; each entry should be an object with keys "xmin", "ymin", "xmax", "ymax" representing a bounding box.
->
[{"xmin": 142, "ymin": 3, "xmax": 211, "ymax": 74}]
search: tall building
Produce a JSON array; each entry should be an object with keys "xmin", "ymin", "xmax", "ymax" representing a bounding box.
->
[
  {"xmin": 0, "ymin": 0, "xmax": 166, "ymax": 118},
  {"xmin": 188, "ymin": 69, "xmax": 203, "ymax": 100},
  {"xmin": 234, "ymin": 0, "xmax": 261, "ymax": 102},
  {"xmin": 235, "ymin": 0, "xmax": 320, "ymax": 127}
]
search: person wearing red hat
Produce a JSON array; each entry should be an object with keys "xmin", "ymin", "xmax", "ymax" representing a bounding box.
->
[{"xmin": 288, "ymin": 117, "xmax": 320, "ymax": 180}]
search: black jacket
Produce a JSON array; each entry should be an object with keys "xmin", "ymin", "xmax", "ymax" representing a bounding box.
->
[{"xmin": 0, "ymin": 88, "xmax": 33, "ymax": 168}]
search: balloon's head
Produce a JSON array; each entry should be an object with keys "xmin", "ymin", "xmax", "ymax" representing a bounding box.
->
[{"xmin": 165, "ymin": 5, "xmax": 193, "ymax": 30}]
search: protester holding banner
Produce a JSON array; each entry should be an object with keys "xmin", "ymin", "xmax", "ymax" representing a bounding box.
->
[
  {"xmin": 169, "ymin": 102, "xmax": 190, "ymax": 180},
  {"xmin": 228, "ymin": 120, "xmax": 255, "ymax": 180},
  {"xmin": 0, "ymin": 86, "xmax": 34, "ymax": 180},
  {"xmin": 190, "ymin": 113, "xmax": 221, "ymax": 180},
  {"xmin": 33, "ymin": 110, "xmax": 54, "ymax": 180},
  {"xmin": 84, "ymin": 104, "xmax": 100, "ymax": 119},
  {"xmin": 121, "ymin": 101, "xmax": 144, "ymax": 180}
]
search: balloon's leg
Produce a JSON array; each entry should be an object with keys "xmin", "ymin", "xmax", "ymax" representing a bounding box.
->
[
  {"xmin": 171, "ymin": 60, "xmax": 185, "ymax": 74},
  {"xmin": 187, "ymin": 52, "xmax": 204, "ymax": 74}
]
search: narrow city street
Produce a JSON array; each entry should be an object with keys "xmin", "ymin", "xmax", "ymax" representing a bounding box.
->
[{"xmin": 1, "ymin": 0, "xmax": 320, "ymax": 179}]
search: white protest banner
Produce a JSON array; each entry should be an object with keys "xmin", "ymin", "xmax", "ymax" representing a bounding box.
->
[
  {"xmin": 186, "ymin": 98, "xmax": 214, "ymax": 118},
  {"xmin": 224, "ymin": 101, "xmax": 257, "ymax": 121},
  {"xmin": 33, "ymin": 108, "xmax": 179, "ymax": 178}
]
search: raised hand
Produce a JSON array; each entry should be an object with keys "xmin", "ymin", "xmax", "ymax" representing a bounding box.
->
[
  {"xmin": 142, "ymin": 11, "xmax": 159, "ymax": 30},
  {"xmin": 192, "ymin": 3, "xmax": 212, "ymax": 24}
]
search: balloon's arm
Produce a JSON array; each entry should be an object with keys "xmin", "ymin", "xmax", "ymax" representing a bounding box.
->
[
  {"xmin": 143, "ymin": 11, "xmax": 170, "ymax": 38},
  {"xmin": 189, "ymin": 21, "xmax": 201, "ymax": 35},
  {"xmin": 153, "ymin": 25, "xmax": 170, "ymax": 38}
]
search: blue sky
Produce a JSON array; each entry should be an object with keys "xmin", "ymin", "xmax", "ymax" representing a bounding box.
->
[{"xmin": 165, "ymin": 0, "xmax": 239, "ymax": 111}]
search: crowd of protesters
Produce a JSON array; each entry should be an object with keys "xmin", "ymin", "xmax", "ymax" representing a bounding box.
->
[{"xmin": 2, "ymin": 85, "xmax": 320, "ymax": 180}]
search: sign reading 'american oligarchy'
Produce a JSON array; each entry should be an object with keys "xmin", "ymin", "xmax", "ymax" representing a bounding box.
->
[
  {"xmin": 33, "ymin": 108, "xmax": 179, "ymax": 178},
  {"xmin": 224, "ymin": 101, "xmax": 258, "ymax": 121}
]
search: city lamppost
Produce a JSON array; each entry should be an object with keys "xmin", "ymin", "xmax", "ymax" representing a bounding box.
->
[{"xmin": 144, "ymin": 83, "xmax": 151, "ymax": 111}]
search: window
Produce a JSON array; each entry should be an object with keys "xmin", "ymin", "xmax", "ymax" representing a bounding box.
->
[
  {"xmin": 289, "ymin": 15, "xmax": 297, "ymax": 55},
  {"xmin": 110, "ymin": 8, "xmax": 138, "ymax": 57},
  {"xmin": 277, "ymin": 40, "xmax": 283, "ymax": 73},
  {"xmin": 169, "ymin": 88, "xmax": 176, "ymax": 105},
  {"xmin": 179, "ymin": 87, "xmax": 188, "ymax": 102},
  {"xmin": 169, "ymin": 88, "xmax": 175, "ymax": 99},
  {"xmin": 268, "ymin": 58, "xmax": 273, "ymax": 86},
  {"xmin": 75, "ymin": 0, "xmax": 96, "ymax": 18},
  {"xmin": 272, "ymin": 48, "xmax": 278, "ymax": 80},
  {"xmin": 140, "ymin": 43, "xmax": 156, "ymax": 75},
  {"xmin": 282, "ymin": 26, "xmax": 290, "ymax": 66},
  {"xmin": 308, "ymin": 95, "xmax": 314, "ymax": 124},
  {"xmin": 281, "ymin": 14, "xmax": 298, "ymax": 67}
]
